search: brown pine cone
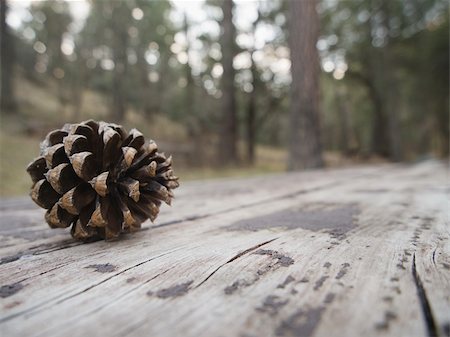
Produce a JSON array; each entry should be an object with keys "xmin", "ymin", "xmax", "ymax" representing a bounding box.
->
[{"xmin": 26, "ymin": 120, "xmax": 179, "ymax": 241}]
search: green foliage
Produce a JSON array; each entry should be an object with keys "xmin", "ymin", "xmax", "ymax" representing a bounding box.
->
[
  {"xmin": 2, "ymin": 0, "xmax": 447, "ymax": 195},
  {"xmin": 319, "ymin": 0, "xmax": 449, "ymax": 158}
]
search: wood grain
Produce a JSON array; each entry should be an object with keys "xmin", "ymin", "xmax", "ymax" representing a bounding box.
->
[{"xmin": 0, "ymin": 161, "xmax": 448, "ymax": 337}]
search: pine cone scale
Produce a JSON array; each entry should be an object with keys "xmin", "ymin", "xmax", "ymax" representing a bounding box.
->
[
  {"xmin": 70, "ymin": 151, "xmax": 98, "ymax": 181},
  {"xmin": 31, "ymin": 179, "xmax": 60, "ymax": 209},
  {"xmin": 59, "ymin": 183, "xmax": 96, "ymax": 215},
  {"xmin": 88, "ymin": 171, "xmax": 109, "ymax": 197},
  {"xmin": 26, "ymin": 156, "xmax": 47, "ymax": 183},
  {"xmin": 44, "ymin": 144, "xmax": 68, "ymax": 168},
  {"xmin": 46, "ymin": 204, "xmax": 76, "ymax": 228},
  {"xmin": 45, "ymin": 163, "xmax": 79, "ymax": 194},
  {"xmin": 64, "ymin": 134, "xmax": 90, "ymax": 157}
]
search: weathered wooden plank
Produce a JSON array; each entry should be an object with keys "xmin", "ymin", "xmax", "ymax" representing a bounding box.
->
[
  {"xmin": 0, "ymin": 165, "xmax": 378, "ymax": 262},
  {"xmin": 0, "ymin": 161, "xmax": 448, "ymax": 337}
]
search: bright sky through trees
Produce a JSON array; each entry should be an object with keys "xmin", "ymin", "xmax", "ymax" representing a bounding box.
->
[{"xmin": 6, "ymin": 0, "xmax": 297, "ymax": 85}]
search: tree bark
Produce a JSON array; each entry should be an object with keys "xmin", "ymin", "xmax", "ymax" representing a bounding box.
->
[
  {"xmin": 218, "ymin": 0, "xmax": 238, "ymax": 165},
  {"xmin": 137, "ymin": 52, "xmax": 157, "ymax": 118},
  {"xmin": 287, "ymin": 0, "xmax": 323, "ymax": 170},
  {"xmin": 246, "ymin": 82, "xmax": 256, "ymax": 164},
  {"xmin": 335, "ymin": 87, "xmax": 350, "ymax": 155},
  {"xmin": 345, "ymin": 67, "xmax": 390, "ymax": 158},
  {"xmin": 369, "ymin": 73, "xmax": 390, "ymax": 158},
  {"xmin": 184, "ymin": 12, "xmax": 195, "ymax": 123},
  {"xmin": 380, "ymin": 0, "xmax": 402, "ymax": 161},
  {"xmin": 245, "ymin": 9, "xmax": 261, "ymax": 165},
  {"xmin": 0, "ymin": 0, "xmax": 16, "ymax": 112},
  {"xmin": 110, "ymin": 2, "xmax": 128, "ymax": 122}
]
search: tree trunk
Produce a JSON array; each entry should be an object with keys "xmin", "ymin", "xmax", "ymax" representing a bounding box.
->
[
  {"xmin": 71, "ymin": 71, "xmax": 83, "ymax": 122},
  {"xmin": 368, "ymin": 76, "xmax": 390, "ymax": 158},
  {"xmin": 287, "ymin": 0, "xmax": 323, "ymax": 170},
  {"xmin": 246, "ymin": 47, "xmax": 258, "ymax": 165},
  {"xmin": 0, "ymin": 0, "xmax": 16, "ymax": 112},
  {"xmin": 346, "ymin": 64, "xmax": 390, "ymax": 158},
  {"xmin": 110, "ymin": 2, "xmax": 128, "ymax": 122},
  {"xmin": 245, "ymin": 9, "xmax": 261, "ymax": 166},
  {"xmin": 246, "ymin": 85, "xmax": 256, "ymax": 164},
  {"xmin": 218, "ymin": 0, "xmax": 238, "ymax": 165},
  {"xmin": 335, "ymin": 87, "xmax": 350, "ymax": 155},
  {"xmin": 137, "ymin": 52, "xmax": 156, "ymax": 118},
  {"xmin": 380, "ymin": 0, "xmax": 402, "ymax": 161},
  {"xmin": 184, "ymin": 12, "xmax": 195, "ymax": 123},
  {"xmin": 183, "ymin": 13, "xmax": 204, "ymax": 166}
]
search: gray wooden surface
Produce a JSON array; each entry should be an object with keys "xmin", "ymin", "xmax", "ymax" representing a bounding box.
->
[{"xmin": 0, "ymin": 161, "xmax": 448, "ymax": 337}]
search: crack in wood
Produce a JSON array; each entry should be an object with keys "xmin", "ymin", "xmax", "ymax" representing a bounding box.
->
[
  {"xmin": 16, "ymin": 263, "xmax": 72, "ymax": 285},
  {"xmin": 68, "ymin": 268, "xmax": 174, "ymax": 326},
  {"xmin": 34, "ymin": 268, "xmax": 174, "ymax": 337},
  {"xmin": 412, "ymin": 253, "xmax": 438, "ymax": 337},
  {"xmin": 0, "ymin": 248, "xmax": 181, "ymax": 324},
  {"xmin": 432, "ymin": 248, "xmax": 437, "ymax": 265},
  {"xmin": 222, "ymin": 248, "xmax": 294, "ymax": 295},
  {"xmin": 195, "ymin": 237, "xmax": 278, "ymax": 288},
  {"xmin": 0, "ymin": 240, "xmax": 82, "ymax": 265},
  {"xmin": 54, "ymin": 249, "xmax": 180, "ymax": 304}
]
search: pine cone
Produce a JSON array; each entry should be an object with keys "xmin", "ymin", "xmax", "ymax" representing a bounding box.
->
[{"xmin": 26, "ymin": 120, "xmax": 179, "ymax": 241}]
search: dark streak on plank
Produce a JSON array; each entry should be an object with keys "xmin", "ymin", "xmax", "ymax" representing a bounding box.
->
[
  {"xmin": 277, "ymin": 275, "xmax": 295, "ymax": 289},
  {"xmin": 253, "ymin": 249, "xmax": 294, "ymax": 267},
  {"xmin": 242, "ymin": 209, "xmax": 353, "ymax": 253},
  {"xmin": 256, "ymin": 295, "xmax": 289, "ymax": 315},
  {"xmin": 336, "ymin": 263, "xmax": 350, "ymax": 280},
  {"xmin": 223, "ymin": 249, "xmax": 294, "ymax": 296},
  {"xmin": 85, "ymin": 264, "xmax": 117, "ymax": 273},
  {"xmin": 0, "ymin": 283, "xmax": 24, "ymax": 298},
  {"xmin": 155, "ymin": 281, "xmax": 193, "ymax": 299},
  {"xmin": 228, "ymin": 204, "xmax": 359, "ymax": 233},
  {"xmin": 313, "ymin": 276, "xmax": 328, "ymax": 291},
  {"xmin": 375, "ymin": 311, "xmax": 398, "ymax": 331},
  {"xmin": 276, "ymin": 306, "xmax": 325, "ymax": 337},
  {"xmin": 323, "ymin": 293, "xmax": 335, "ymax": 304},
  {"xmin": 152, "ymin": 181, "xmax": 345, "ymax": 230},
  {"xmin": 224, "ymin": 280, "xmax": 242, "ymax": 295}
]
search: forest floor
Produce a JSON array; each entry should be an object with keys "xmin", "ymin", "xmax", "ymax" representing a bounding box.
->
[
  {"xmin": 0, "ymin": 126, "xmax": 291, "ymax": 196},
  {"xmin": 0, "ymin": 73, "xmax": 385, "ymax": 196}
]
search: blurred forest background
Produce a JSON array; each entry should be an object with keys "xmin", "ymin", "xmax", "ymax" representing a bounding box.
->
[{"xmin": 0, "ymin": 0, "xmax": 448, "ymax": 196}]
